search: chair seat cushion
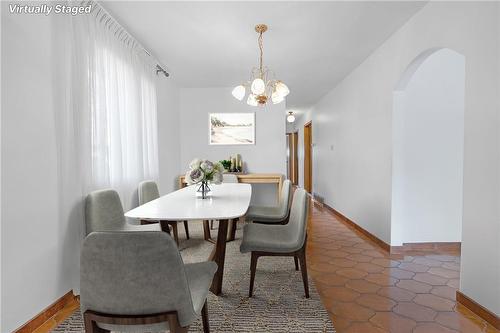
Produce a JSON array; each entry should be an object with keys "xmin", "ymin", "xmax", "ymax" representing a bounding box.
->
[
  {"xmin": 245, "ymin": 205, "xmax": 287, "ymax": 223},
  {"xmin": 124, "ymin": 222, "xmax": 162, "ymax": 232},
  {"xmin": 185, "ymin": 261, "xmax": 218, "ymax": 314},
  {"xmin": 240, "ymin": 223, "xmax": 301, "ymax": 254}
]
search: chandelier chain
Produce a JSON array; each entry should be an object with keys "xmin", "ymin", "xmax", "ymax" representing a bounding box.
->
[
  {"xmin": 231, "ymin": 24, "xmax": 288, "ymax": 106},
  {"xmin": 258, "ymin": 31, "xmax": 264, "ymax": 74}
]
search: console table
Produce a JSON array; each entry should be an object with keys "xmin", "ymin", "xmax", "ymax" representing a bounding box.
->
[{"xmin": 178, "ymin": 173, "xmax": 284, "ymax": 200}]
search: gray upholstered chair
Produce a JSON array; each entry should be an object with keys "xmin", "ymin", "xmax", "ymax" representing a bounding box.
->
[
  {"xmin": 84, "ymin": 189, "xmax": 160, "ymax": 235},
  {"xmin": 240, "ymin": 188, "xmax": 310, "ymax": 298},
  {"xmin": 245, "ymin": 179, "xmax": 292, "ymax": 224},
  {"xmin": 80, "ymin": 231, "xmax": 217, "ymax": 333},
  {"xmin": 138, "ymin": 180, "xmax": 189, "ymax": 245},
  {"xmin": 222, "ymin": 173, "xmax": 238, "ymax": 183}
]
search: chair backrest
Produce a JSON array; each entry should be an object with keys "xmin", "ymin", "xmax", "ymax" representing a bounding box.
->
[
  {"xmin": 284, "ymin": 188, "xmax": 309, "ymax": 249},
  {"xmin": 84, "ymin": 189, "xmax": 126, "ymax": 235},
  {"xmin": 80, "ymin": 231, "xmax": 197, "ymax": 327},
  {"xmin": 278, "ymin": 179, "xmax": 292, "ymax": 217},
  {"xmin": 138, "ymin": 180, "xmax": 160, "ymax": 205},
  {"xmin": 222, "ymin": 174, "xmax": 239, "ymax": 183}
]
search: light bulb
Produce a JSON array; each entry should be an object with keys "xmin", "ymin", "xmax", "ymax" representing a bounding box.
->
[
  {"xmin": 287, "ymin": 113, "xmax": 295, "ymax": 123},
  {"xmin": 251, "ymin": 78, "xmax": 266, "ymax": 95},
  {"xmin": 232, "ymin": 85, "xmax": 246, "ymax": 101},
  {"xmin": 275, "ymin": 81, "xmax": 290, "ymax": 97},
  {"xmin": 247, "ymin": 94, "xmax": 258, "ymax": 106},
  {"xmin": 272, "ymin": 90, "xmax": 284, "ymax": 104}
]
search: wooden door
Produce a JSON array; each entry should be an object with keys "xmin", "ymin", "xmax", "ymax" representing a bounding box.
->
[
  {"xmin": 304, "ymin": 122, "xmax": 312, "ymax": 193},
  {"xmin": 286, "ymin": 132, "xmax": 299, "ymax": 185}
]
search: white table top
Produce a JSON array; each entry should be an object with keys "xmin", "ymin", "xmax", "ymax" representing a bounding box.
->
[{"xmin": 125, "ymin": 183, "xmax": 252, "ymax": 221}]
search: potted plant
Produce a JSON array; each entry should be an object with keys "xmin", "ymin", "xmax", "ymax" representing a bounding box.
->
[{"xmin": 219, "ymin": 159, "xmax": 231, "ymax": 172}]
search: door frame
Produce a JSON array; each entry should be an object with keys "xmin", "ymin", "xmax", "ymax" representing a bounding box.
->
[
  {"xmin": 304, "ymin": 121, "xmax": 312, "ymax": 193},
  {"xmin": 286, "ymin": 132, "xmax": 299, "ymax": 185}
]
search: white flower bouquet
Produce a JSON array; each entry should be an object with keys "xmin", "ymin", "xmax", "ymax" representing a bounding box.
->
[{"xmin": 185, "ymin": 158, "xmax": 224, "ymax": 198}]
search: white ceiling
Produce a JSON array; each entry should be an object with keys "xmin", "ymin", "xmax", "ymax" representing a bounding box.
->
[{"xmin": 102, "ymin": 1, "xmax": 426, "ymax": 110}]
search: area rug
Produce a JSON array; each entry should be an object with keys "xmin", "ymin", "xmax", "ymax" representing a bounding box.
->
[{"xmin": 53, "ymin": 223, "xmax": 335, "ymax": 332}]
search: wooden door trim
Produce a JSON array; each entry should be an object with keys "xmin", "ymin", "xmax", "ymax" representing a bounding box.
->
[
  {"xmin": 304, "ymin": 122, "xmax": 312, "ymax": 193},
  {"xmin": 287, "ymin": 132, "xmax": 299, "ymax": 185}
]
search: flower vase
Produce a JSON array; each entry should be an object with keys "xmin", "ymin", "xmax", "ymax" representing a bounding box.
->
[{"xmin": 196, "ymin": 181, "xmax": 211, "ymax": 199}]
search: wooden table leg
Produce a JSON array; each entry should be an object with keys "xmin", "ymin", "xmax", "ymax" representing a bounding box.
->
[{"xmin": 209, "ymin": 219, "xmax": 228, "ymax": 295}]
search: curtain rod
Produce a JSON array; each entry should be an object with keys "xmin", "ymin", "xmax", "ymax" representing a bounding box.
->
[{"xmin": 92, "ymin": 0, "xmax": 170, "ymax": 78}]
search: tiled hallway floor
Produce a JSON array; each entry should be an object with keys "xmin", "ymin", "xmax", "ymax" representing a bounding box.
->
[{"xmin": 307, "ymin": 204, "xmax": 498, "ymax": 333}]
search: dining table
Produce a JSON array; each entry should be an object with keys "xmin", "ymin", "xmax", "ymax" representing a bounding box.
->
[{"xmin": 125, "ymin": 183, "xmax": 252, "ymax": 295}]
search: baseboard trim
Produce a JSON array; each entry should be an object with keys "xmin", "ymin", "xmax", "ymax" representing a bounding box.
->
[
  {"xmin": 391, "ymin": 242, "xmax": 461, "ymax": 254},
  {"xmin": 14, "ymin": 290, "xmax": 76, "ymax": 333},
  {"xmin": 456, "ymin": 291, "xmax": 500, "ymax": 329},
  {"xmin": 322, "ymin": 203, "xmax": 391, "ymax": 252}
]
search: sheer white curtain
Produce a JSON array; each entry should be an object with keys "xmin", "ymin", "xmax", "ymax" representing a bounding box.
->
[
  {"xmin": 70, "ymin": 3, "xmax": 159, "ymax": 209},
  {"xmin": 53, "ymin": 2, "xmax": 160, "ymax": 293}
]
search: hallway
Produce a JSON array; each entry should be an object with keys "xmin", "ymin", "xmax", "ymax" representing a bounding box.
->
[{"xmin": 307, "ymin": 204, "xmax": 497, "ymax": 333}]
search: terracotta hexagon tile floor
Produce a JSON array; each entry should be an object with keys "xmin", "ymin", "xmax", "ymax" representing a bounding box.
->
[
  {"xmin": 393, "ymin": 302, "xmax": 438, "ymax": 322},
  {"xmin": 396, "ymin": 279, "xmax": 433, "ymax": 293},
  {"xmin": 307, "ymin": 204, "xmax": 498, "ymax": 332}
]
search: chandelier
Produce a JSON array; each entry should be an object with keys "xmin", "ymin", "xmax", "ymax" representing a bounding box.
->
[{"xmin": 232, "ymin": 24, "xmax": 289, "ymax": 106}]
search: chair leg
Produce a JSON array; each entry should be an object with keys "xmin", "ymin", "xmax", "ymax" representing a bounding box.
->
[
  {"xmin": 227, "ymin": 219, "xmax": 237, "ymax": 241},
  {"xmin": 160, "ymin": 221, "xmax": 171, "ymax": 235},
  {"xmin": 298, "ymin": 250, "xmax": 310, "ymax": 298},
  {"xmin": 203, "ymin": 220, "xmax": 211, "ymax": 240},
  {"xmin": 183, "ymin": 221, "xmax": 190, "ymax": 239},
  {"xmin": 294, "ymin": 256, "xmax": 299, "ymax": 271},
  {"xmin": 166, "ymin": 313, "xmax": 188, "ymax": 333},
  {"xmin": 170, "ymin": 222, "xmax": 179, "ymax": 246},
  {"xmin": 249, "ymin": 252, "xmax": 259, "ymax": 297},
  {"xmin": 210, "ymin": 220, "xmax": 214, "ymax": 229},
  {"xmin": 201, "ymin": 299, "xmax": 210, "ymax": 333}
]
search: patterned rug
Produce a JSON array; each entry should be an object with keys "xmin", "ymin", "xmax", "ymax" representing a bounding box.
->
[{"xmin": 53, "ymin": 223, "xmax": 335, "ymax": 332}]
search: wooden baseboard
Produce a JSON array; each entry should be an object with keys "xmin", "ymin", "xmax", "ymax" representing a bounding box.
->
[
  {"xmin": 391, "ymin": 242, "xmax": 461, "ymax": 254},
  {"xmin": 456, "ymin": 291, "xmax": 500, "ymax": 329},
  {"xmin": 14, "ymin": 290, "xmax": 76, "ymax": 333},
  {"xmin": 322, "ymin": 202, "xmax": 463, "ymax": 256},
  {"xmin": 322, "ymin": 203, "xmax": 391, "ymax": 252}
]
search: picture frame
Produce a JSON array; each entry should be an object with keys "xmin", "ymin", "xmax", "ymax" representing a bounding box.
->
[{"xmin": 209, "ymin": 113, "xmax": 255, "ymax": 145}]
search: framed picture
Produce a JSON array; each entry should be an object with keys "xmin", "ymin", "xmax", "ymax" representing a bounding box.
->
[{"xmin": 209, "ymin": 113, "xmax": 255, "ymax": 145}]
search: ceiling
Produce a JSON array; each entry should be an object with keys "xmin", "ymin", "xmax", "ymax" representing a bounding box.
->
[{"xmin": 102, "ymin": 1, "xmax": 426, "ymax": 111}]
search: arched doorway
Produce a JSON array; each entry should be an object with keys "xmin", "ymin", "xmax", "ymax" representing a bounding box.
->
[{"xmin": 391, "ymin": 48, "xmax": 465, "ymax": 246}]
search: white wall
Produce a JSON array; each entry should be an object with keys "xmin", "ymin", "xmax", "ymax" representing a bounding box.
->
[
  {"xmin": 305, "ymin": 2, "xmax": 499, "ymax": 313},
  {"xmin": 0, "ymin": 2, "xmax": 3, "ymax": 326},
  {"xmin": 179, "ymin": 88, "xmax": 286, "ymax": 205},
  {"xmin": 391, "ymin": 48, "xmax": 465, "ymax": 245},
  {"xmin": 1, "ymin": 8, "xmax": 71, "ymax": 332}
]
